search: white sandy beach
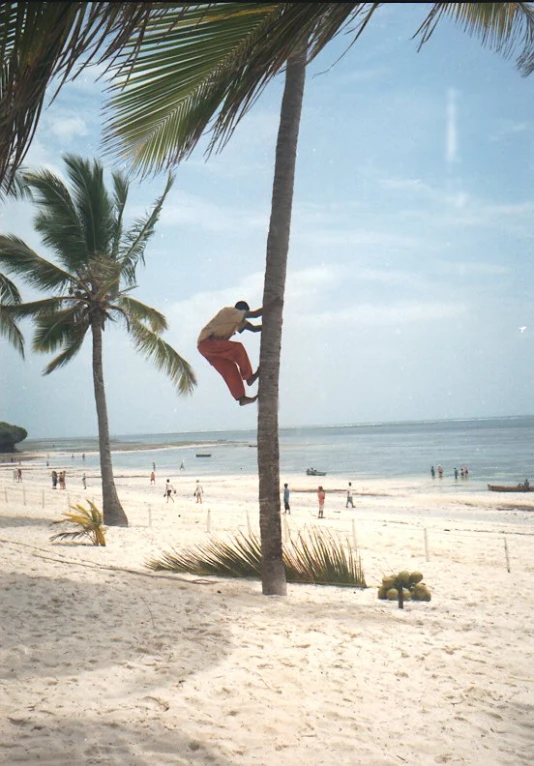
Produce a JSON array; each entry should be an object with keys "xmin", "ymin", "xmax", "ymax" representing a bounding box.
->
[{"xmin": 1, "ymin": 459, "xmax": 533, "ymax": 765}]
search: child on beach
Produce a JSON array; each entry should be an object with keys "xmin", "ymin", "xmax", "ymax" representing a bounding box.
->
[
  {"xmin": 318, "ymin": 486, "xmax": 325, "ymax": 518},
  {"xmin": 194, "ymin": 480, "xmax": 204, "ymax": 503}
]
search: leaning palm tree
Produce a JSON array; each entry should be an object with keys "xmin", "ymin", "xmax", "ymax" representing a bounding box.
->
[{"xmin": 0, "ymin": 155, "xmax": 196, "ymax": 526}]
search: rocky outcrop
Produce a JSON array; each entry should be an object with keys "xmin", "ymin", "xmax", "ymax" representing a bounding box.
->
[{"xmin": 0, "ymin": 422, "xmax": 28, "ymax": 452}]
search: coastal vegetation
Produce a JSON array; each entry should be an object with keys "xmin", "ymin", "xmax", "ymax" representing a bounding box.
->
[
  {"xmin": 1, "ymin": 3, "xmax": 533, "ymax": 593},
  {"xmin": 0, "ymin": 155, "xmax": 196, "ymax": 526},
  {"xmin": 50, "ymin": 500, "xmax": 107, "ymax": 547},
  {"xmin": 146, "ymin": 526, "xmax": 367, "ymax": 588},
  {"xmin": 0, "ymin": 421, "xmax": 27, "ymax": 452}
]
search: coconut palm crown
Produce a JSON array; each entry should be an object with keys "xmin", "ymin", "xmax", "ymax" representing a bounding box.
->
[{"xmin": 0, "ymin": 155, "xmax": 196, "ymax": 525}]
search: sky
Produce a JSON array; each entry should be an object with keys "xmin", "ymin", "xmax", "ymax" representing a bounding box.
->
[{"xmin": 1, "ymin": 4, "xmax": 534, "ymax": 439}]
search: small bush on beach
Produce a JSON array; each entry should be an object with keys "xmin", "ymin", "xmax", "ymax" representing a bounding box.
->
[
  {"xmin": 377, "ymin": 571, "xmax": 431, "ymax": 608},
  {"xmin": 50, "ymin": 500, "xmax": 106, "ymax": 546},
  {"xmin": 146, "ymin": 527, "xmax": 366, "ymax": 588}
]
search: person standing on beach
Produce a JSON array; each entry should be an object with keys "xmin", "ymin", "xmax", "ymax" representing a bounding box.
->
[
  {"xmin": 194, "ymin": 480, "xmax": 204, "ymax": 503},
  {"xmin": 150, "ymin": 470, "xmax": 156, "ymax": 485},
  {"xmin": 51, "ymin": 470, "xmax": 58, "ymax": 489},
  {"xmin": 283, "ymin": 483, "xmax": 291, "ymax": 514},
  {"xmin": 180, "ymin": 461, "xmax": 185, "ymax": 471},
  {"xmin": 318, "ymin": 486, "xmax": 325, "ymax": 519},
  {"xmin": 197, "ymin": 301, "xmax": 261, "ymax": 406},
  {"xmin": 430, "ymin": 466, "xmax": 436, "ymax": 479},
  {"xmin": 164, "ymin": 479, "xmax": 175, "ymax": 502},
  {"xmin": 59, "ymin": 471, "xmax": 66, "ymax": 490},
  {"xmin": 17, "ymin": 467, "xmax": 22, "ymax": 482},
  {"xmin": 82, "ymin": 473, "xmax": 87, "ymax": 490},
  {"xmin": 346, "ymin": 482, "xmax": 354, "ymax": 508}
]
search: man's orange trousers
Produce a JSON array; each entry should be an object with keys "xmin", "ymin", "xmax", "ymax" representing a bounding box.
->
[{"xmin": 198, "ymin": 338, "xmax": 253, "ymax": 400}]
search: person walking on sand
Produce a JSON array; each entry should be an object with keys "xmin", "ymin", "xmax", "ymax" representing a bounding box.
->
[
  {"xmin": 59, "ymin": 471, "xmax": 66, "ymax": 490},
  {"xmin": 283, "ymin": 483, "xmax": 291, "ymax": 514},
  {"xmin": 150, "ymin": 470, "xmax": 156, "ymax": 485},
  {"xmin": 194, "ymin": 480, "xmax": 204, "ymax": 504},
  {"xmin": 82, "ymin": 473, "xmax": 87, "ymax": 490},
  {"xmin": 17, "ymin": 467, "xmax": 22, "ymax": 482},
  {"xmin": 317, "ymin": 486, "xmax": 325, "ymax": 519},
  {"xmin": 51, "ymin": 470, "xmax": 58, "ymax": 489},
  {"xmin": 164, "ymin": 479, "xmax": 175, "ymax": 502},
  {"xmin": 346, "ymin": 482, "xmax": 354, "ymax": 508},
  {"xmin": 197, "ymin": 301, "xmax": 262, "ymax": 406}
]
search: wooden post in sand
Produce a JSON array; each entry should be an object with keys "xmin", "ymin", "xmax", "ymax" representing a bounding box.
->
[
  {"xmin": 503, "ymin": 536, "xmax": 511, "ymax": 573},
  {"xmin": 207, "ymin": 508, "xmax": 211, "ymax": 533},
  {"xmin": 424, "ymin": 528, "xmax": 430, "ymax": 561},
  {"xmin": 283, "ymin": 515, "xmax": 290, "ymax": 542}
]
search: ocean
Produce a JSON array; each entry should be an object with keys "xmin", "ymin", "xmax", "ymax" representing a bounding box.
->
[{"xmin": 22, "ymin": 416, "xmax": 534, "ymax": 493}]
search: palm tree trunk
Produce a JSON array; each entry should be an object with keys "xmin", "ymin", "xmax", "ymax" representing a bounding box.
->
[
  {"xmin": 257, "ymin": 49, "xmax": 306, "ymax": 596},
  {"xmin": 91, "ymin": 318, "xmax": 128, "ymax": 526}
]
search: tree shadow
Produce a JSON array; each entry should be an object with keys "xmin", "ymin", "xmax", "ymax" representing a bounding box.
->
[
  {"xmin": 0, "ymin": 570, "xmax": 230, "ymax": 681},
  {"xmin": 0, "ymin": 514, "xmax": 55, "ymax": 527}
]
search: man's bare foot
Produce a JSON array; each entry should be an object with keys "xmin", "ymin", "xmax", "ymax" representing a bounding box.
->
[
  {"xmin": 247, "ymin": 367, "xmax": 260, "ymax": 386},
  {"xmin": 239, "ymin": 395, "xmax": 258, "ymax": 406}
]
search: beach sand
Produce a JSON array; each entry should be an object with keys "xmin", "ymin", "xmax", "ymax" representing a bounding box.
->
[{"xmin": 1, "ymin": 461, "xmax": 533, "ymax": 765}]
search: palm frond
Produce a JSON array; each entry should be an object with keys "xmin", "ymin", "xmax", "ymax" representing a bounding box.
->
[
  {"xmin": 62, "ymin": 154, "xmax": 115, "ymax": 257},
  {"xmin": 20, "ymin": 169, "xmax": 88, "ymax": 269},
  {"xmin": 118, "ymin": 172, "xmax": 174, "ymax": 281},
  {"xmin": 415, "ymin": 2, "xmax": 534, "ymax": 75},
  {"xmin": 146, "ymin": 526, "xmax": 367, "ymax": 587},
  {"xmin": 0, "ymin": 271, "xmax": 21, "ymax": 304},
  {"xmin": 0, "ymin": 235, "xmax": 74, "ymax": 291},
  {"xmin": 3, "ymin": 296, "xmax": 66, "ymax": 319},
  {"xmin": 128, "ymin": 317, "xmax": 196, "ymax": 394},
  {"xmin": 0, "ymin": 305, "xmax": 24, "ymax": 357},
  {"xmin": 110, "ymin": 170, "xmax": 129, "ymax": 260},
  {"xmin": 103, "ymin": 3, "xmax": 375, "ymax": 174},
  {"xmin": 118, "ymin": 295, "xmax": 168, "ymax": 332},
  {"xmin": 0, "ymin": 2, "xmax": 168, "ymax": 189},
  {"xmin": 32, "ymin": 303, "xmax": 88, "ymax": 358}
]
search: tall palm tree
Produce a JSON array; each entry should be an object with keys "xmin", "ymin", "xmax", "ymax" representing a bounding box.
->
[
  {"xmin": 0, "ymin": 155, "xmax": 196, "ymax": 526},
  {"xmin": 2, "ymin": 2, "xmax": 534, "ymax": 589},
  {"xmin": 99, "ymin": 2, "xmax": 534, "ymax": 594}
]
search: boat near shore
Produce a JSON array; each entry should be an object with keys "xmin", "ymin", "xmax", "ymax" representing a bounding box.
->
[
  {"xmin": 306, "ymin": 468, "xmax": 327, "ymax": 476},
  {"xmin": 487, "ymin": 483, "xmax": 533, "ymax": 493},
  {"xmin": 196, "ymin": 453, "xmax": 212, "ymax": 458}
]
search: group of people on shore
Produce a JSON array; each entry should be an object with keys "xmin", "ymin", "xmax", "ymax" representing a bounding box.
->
[
  {"xmin": 282, "ymin": 481, "xmax": 356, "ymax": 519},
  {"xmin": 51, "ymin": 470, "xmax": 67, "ymax": 490},
  {"xmin": 431, "ymin": 465, "xmax": 469, "ymax": 480}
]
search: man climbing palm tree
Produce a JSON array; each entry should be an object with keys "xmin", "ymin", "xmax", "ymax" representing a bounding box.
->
[{"xmin": 197, "ymin": 300, "xmax": 261, "ymax": 405}]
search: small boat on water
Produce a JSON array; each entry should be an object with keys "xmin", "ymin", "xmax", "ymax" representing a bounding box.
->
[
  {"xmin": 487, "ymin": 482, "xmax": 533, "ymax": 493},
  {"xmin": 306, "ymin": 468, "xmax": 327, "ymax": 477},
  {"xmin": 196, "ymin": 453, "xmax": 212, "ymax": 458}
]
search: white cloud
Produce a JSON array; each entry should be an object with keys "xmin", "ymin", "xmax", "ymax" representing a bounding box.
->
[
  {"xmin": 44, "ymin": 115, "xmax": 89, "ymax": 142},
  {"xmin": 158, "ymin": 191, "xmax": 268, "ymax": 233},
  {"xmin": 297, "ymin": 300, "xmax": 466, "ymax": 329}
]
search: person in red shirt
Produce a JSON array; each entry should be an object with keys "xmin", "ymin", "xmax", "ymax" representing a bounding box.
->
[
  {"xmin": 197, "ymin": 301, "xmax": 262, "ymax": 405},
  {"xmin": 317, "ymin": 486, "xmax": 325, "ymax": 518}
]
